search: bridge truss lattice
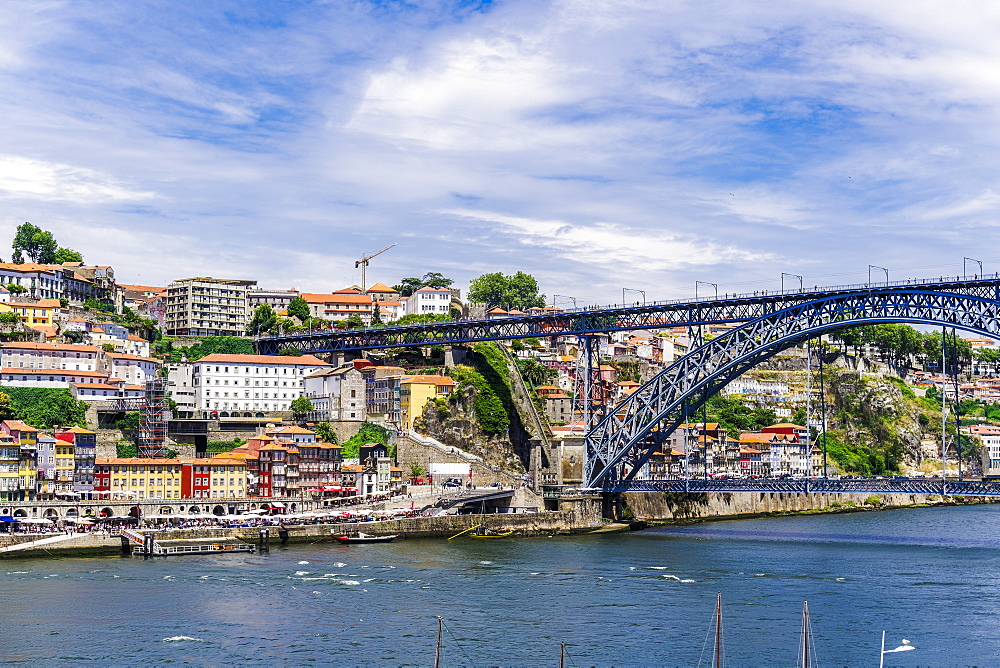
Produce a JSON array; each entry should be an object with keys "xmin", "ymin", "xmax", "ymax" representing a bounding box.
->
[{"xmin": 585, "ymin": 289, "xmax": 1000, "ymax": 490}]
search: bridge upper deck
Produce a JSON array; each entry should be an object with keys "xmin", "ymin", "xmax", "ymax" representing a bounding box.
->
[{"xmin": 256, "ymin": 275, "xmax": 1000, "ymax": 354}]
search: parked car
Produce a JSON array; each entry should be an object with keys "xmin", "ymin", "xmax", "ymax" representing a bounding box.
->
[{"xmin": 442, "ymin": 478, "xmax": 463, "ymax": 488}]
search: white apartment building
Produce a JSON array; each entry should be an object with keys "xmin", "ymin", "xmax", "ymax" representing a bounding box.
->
[
  {"xmin": 0, "ymin": 263, "xmax": 62, "ymax": 300},
  {"xmin": 403, "ymin": 287, "xmax": 453, "ymax": 316},
  {"xmin": 104, "ymin": 353, "xmax": 160, "ymax": 385},
  {"xmin": 301, "ymin": 291, "xmax": 375, "ymax": 323},
  {"xmin": 164, "ymin": 277, "xmax": 257, "ymax": 337},
  {"xmin": 303, "ymin": 365, "xmax": 367, "ymax": 422},
  {"xmin": 166, "ymin": 363, "xmax": 197, "ymax": 417},
  {"xmin": 184, "ymin": 353, "xmax": 330, "ymax": 415},
  {"xmin": 1, "ymin": 342, "xmax": 101, "ymax": 372},
  {"xmin": 248, "ymin": 288, "xmax": 300, "ymax": 312}
]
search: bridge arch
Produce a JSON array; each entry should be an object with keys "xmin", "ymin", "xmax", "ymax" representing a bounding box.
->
[{"xmin": 586, "ymin": 289, "xmax": 1000, "ymax": 488}]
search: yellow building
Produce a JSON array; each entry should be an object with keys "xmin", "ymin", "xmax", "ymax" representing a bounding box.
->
[
  {"xmin": 0, "ymin": 433, "xmax": 20, "ymax": 501},
  {"xmin": 54, "ymin": 439, "xmax": 75, "ymax": 493},
  {"xmin": 399, "ymin": 375, "xmax": 457, "ymax": 429},
  {"xmin": 95, "ymin": 458, "xmax": 247, "ymax": 500},
  {"xmin": 0, "ymin": 299, "xmax": 61, "ymax": 327},
  {"xmin": 98, "ymin": 459, "xmax": 184, "ymax": 500}
]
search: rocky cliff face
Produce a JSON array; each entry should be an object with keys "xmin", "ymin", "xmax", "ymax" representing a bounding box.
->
[
  {"xmin": 414, "ymin": 385, "xmax": 527, "ymax": 473},
  {"xmin": 827, "ymin": 371, "xmax": 965, "ymax": 473}
]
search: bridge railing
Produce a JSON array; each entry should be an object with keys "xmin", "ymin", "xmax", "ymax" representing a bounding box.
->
[
  {"xmin": 258, "ymin": 275, "xmax": 1000, "ymax": 343},
  {"xmin": 588, "ymin": 477, "xmax": 1000, "ymax": 497}
]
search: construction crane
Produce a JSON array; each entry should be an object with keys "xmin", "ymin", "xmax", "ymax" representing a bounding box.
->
[{"xmin": 355, "ymin": 243, "xmax": 396, "ymax": 292}]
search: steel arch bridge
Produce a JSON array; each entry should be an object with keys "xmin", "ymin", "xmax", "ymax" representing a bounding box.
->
[
  {"xmin": 255, "ymin": 276, "xmax": 1000, "ymax": 354},
  {"xmin": 585, "ymin": 288, "xmax": 1000, "ymax": 490}
]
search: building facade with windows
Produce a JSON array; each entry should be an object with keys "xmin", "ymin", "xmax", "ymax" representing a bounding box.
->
[
  {"xmin": 164, "ymin": 277, "xmax": 257, "ymax": 337},
  {"xmin": 184, "ymin": 353, "xmax": 329, "ymax": 416}
]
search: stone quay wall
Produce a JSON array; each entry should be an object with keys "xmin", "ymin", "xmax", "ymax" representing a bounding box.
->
[{"xmin": 621, "ymin": 490, "xmax": 971, "ymax": 521}]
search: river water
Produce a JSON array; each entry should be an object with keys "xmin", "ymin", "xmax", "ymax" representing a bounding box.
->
[{"xmin": 2, "ymin": 505, "xmax": 999, "ymax": 666}]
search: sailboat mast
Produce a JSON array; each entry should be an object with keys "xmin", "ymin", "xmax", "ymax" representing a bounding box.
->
[
  {"xmin": 715, "ymin": 592, "xmax": 723, "ymax": 668},
  {"xmin": 434, "ymin": 616, "xmax": 443, "ymax": 668},
  {"xmin": 800, "ymin": 601, "xmax": 809, "ymax": 668}
]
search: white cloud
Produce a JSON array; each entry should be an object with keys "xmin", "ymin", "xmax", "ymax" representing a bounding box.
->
[
  {"xmin": 0, "ymin": 155, "xmax": 156, "ymax": 203},
  {"xmin": 442, "ymin": 208, "xmax": 773, "ymax": 269}
]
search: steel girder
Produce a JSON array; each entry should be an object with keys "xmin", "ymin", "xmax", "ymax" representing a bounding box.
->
[
  {"xmin": 256, "ymin": 278, "xmax": 1000, "ymax": 354},
  {"xmin": 585, "ymin": 289, "xmax": 1000, "ymax": 489},
  {"xmin": 604, "ymin": 478, "xmax": 1000, "ymax": 496}
]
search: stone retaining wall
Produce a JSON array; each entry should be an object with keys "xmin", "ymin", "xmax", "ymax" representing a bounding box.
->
[{"xmin": 622, "ymin": 490, "xmax": 963, "ymax": 521}]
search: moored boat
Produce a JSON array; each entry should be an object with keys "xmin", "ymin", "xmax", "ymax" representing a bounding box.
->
[{"xmin": 332, "ymin": 530, "xmax": 399, "ymax": 544}]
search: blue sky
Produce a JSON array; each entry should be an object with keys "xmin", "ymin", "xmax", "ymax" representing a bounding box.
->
[{"xmin": 2, "ymin": 0, "xmax": 1000, "ymax": 304}]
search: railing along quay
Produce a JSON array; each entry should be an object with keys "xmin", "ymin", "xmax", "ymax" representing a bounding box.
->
[{"xmin": 586, "ymin": 478, "xmax": 1000, "ymax": 496}]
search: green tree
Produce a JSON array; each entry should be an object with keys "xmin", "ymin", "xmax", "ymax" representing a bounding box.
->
[
  {"xmin": 115, "ymin": 411, "xmax": 142, "ymax": 432},
  {"xmin": 12, "ymin": 222, "xmax": 58, "ymax": 264},
  {"xmin": 5, "ymin": 284, "xmax": 27, "ymax": 295},
  {"xmin": 313, "ymin": 422, "xmax": 338, "ymax": 444},
  {"xmin": 468, "ymin": 271, "xmax": 545, "ymax": 311},
  {"xmin": 345, "ymin": 313, "xmax": 364, "ymax": 328},
  {"xmin": 407, "ymin": 461, "xmax": 426, "ymax": 480},
  {"xmin": 0, "ymin": 392, "xmax": 14, "ymax": 421},
  {"xmin": 246, "ymin": 304, "xmax": 278, "ymax": 336},
  {"xmin": 101, "ymin": 343, "xmax": 116, "ymax": 353},
  {"xmin": 287, "ymin": 296, "xmax": 310, "ymax": 321},
  {"xmin": 0, "ymin": 312, "xmax": 17, "ymax": 324},
  {"xmin": 53, "ymin": 247, "xmax": 83, "ymax": 263},
  {"xmin": 279, "ymin": 347, "xmax": 303, "ymax": 356},
  {"xmin": 290, "ymin": 396, "xmax": 313, "ymax": 419},
  {"xmin": 393, "ymin": 277, "xmax": 424, "ymax": 297},
  {"xmin": 516, "ymin": 357, "xmax": 556, "ymax": 387},
  {"xmin": 420, "ymin": 272, "xmax": 453, "ymax": 289}
]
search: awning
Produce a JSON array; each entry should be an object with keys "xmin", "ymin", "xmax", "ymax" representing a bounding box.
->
[
  {"xmin": 20, "ymin": 518, "xmax": 53, "ymax": 524},
  {"xmin": 0, "ymin": 516, "xmax": 16, "ymax": 522},
  {"xmin": 266, "ymin": 502, "xmax": 286, "ymax": 509}
]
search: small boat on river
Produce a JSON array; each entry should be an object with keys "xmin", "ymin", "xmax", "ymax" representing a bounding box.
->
[
  {"xmin": 332, "ymin": 530, "xmax": 399, "ymax": 544},
  {"xmin": 471, "ymin": 527, "xmax": 513, "ymax": 538}
]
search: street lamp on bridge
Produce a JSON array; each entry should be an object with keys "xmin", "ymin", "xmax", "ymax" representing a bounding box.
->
[
  {"xmin": 695, "ymin": 281, "xmax": 718, "ymax": 300},
  {"xmin": 552, "ymin": 294, "xmax": 577, "ymax": 310},
  {"xmin": 964, "ymin": 257, "xmax": 983, "ymax": 278},
  {"xmin": 622, "ymin": 288, "xmax": 646, "ymax": 306},
  {"xmin": 868, "ymin": 265, "xmax": 889, "ymax": 286},
  {"xmin": 781, "ymin": 272, "xmax": 803, "ymax": 293}
]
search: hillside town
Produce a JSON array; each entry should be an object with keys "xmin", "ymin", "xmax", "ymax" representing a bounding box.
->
[{"xmin": 0, "ymin": 224, "xmax": 998, "ymax": 511}]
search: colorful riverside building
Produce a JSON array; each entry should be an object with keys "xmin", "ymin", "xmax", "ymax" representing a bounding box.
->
[
  {"xmin": 0, "ymin": 432, "xmax": 20, "ymax": 501},
  {"xmin": 56, "ymin": 427, "xmax": 97, "ymax": 499},
  {"xmin": 399, "ymin": 375, "xmax": 457, "ymax": 429},
  {"xmin": 1, "ymin": 420, "xmax": 39, "ymax": 501},
  {"xmin": 94, "ymin": 458, "xmax": 247, "ymax": 500}
]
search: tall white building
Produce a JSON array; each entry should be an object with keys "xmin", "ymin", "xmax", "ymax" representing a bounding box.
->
[
  {"xmin": 182, "ymin": 353, "xmax": 330, "ymax": 416},
  {"xmin": 403, "ymin": 287, "xmax": 453, "ymax": 316}
]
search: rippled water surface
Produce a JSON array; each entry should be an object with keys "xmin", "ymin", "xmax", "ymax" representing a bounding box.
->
[{"xmin": 2, "ymin": 505, "xmax": 1000, "ymax": 666}]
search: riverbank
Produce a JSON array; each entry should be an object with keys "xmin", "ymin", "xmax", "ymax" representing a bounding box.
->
[
  {"xmin": 0, "ymin": 503, "xmax": 607, "ymax": 559},
  {"xmin": 621, "ymin": 490, "xmax": 1000, "ymax": 525}
]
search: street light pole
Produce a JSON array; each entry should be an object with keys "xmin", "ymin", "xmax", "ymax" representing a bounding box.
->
[
  {"xmin": 695, "ymin": 281, "xmax": 718, "ymax": 300},
  {"xmin": 781, "ymin": 273, "xmax": 803, "ymax": 293},
  {"xmin": 623, "ymin": 288, "xmax": 646, "ymax": 306},
  {"xmin": 552, "ymin": 294, "xmax": 577, "ymax": 310},
  {"xmin": 868, "ymin": 265, "xmax": 889, "ymax": 286},
  {"xmin": 964, "ymin": 257, "xmax": 983, "ymax": 278}
]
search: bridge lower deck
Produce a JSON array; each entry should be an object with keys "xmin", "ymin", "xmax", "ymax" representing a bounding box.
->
[{"xmin": 602, "ymin": 478, "xmax": 1000, "ymax": 496}]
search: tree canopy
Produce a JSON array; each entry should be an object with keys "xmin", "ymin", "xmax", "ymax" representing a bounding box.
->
[
  {"xmin": 246, "ymin": 304, "xmax": 278, "ymax": 336},
  {"xmin": 290, "ymin": 396, "xmax": 313, "ymax": 418},
  {"xmin": 468, "ymin": 271, "xmax": 545, "ymax": 311},
  {"xmin": 287, "ymin": 297, "xmax": 311, "ymax": 321},
  {"xmin": 11, "ymin": 222, "xmax": 80, "ymax": 265},
  {"xmin": 393, "ymin": 272, "xmax": 454, "ymax": 297}
]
